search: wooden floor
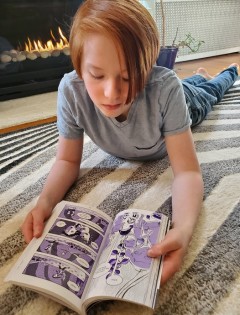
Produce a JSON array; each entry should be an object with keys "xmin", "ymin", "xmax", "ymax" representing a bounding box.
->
[
  {"xmin": 2, "ymin": 52, "xmax": 240, "ymax": 134},
  {"xmin": 175, "ymin": 52, "xmax": 240, "ymax": 79}
]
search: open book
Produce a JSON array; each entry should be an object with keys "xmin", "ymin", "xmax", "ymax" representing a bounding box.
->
[{"xmin": 5, "ymin": 201, "xmax": 170, "ymax": 315}]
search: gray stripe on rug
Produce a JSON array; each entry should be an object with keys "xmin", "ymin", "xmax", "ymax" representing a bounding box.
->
[
  {"xmin": 0, "ymin": 286, "xmax": 38, "ymax": 315},
  {"xmin": 192, "ymin": 123, "xmax": 240, "ymax": 132},
  {"xmin": 65, "ymin": 155, "xmax": 128, "ymax": 204},
  {"xmin": 200, "ymin": 158, "xmax": 240, "ymax": 199},
  {"xmin": 98, "ymin": 156, "xmax": 170, "ymax": 218},
  {"xmin": 213, "ymin": 105, "xmax": 240, "ymax": 109},
  {"xmin": 195, "ymin": 137, "xmax": 240, "ymax": 152},
  {"xmin": 0, "ymin": 230, "xmax": 25, "ymax": 268},
  {"xmin": 206, "ymin": 114, "xmax": 240, "ymax": 119}
]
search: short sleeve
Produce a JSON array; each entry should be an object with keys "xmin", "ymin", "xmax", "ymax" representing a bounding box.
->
[
  {"xmin": 159, "ymin": 75, "xmax": 191, "ymax": 136},
  {"xmin": 57, "ymin": 77, "xmax": 84, "ymax": 139}
]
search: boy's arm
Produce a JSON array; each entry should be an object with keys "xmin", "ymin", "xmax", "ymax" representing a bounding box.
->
[
  {"xmin": 22, "ymin": 135, "xmax": 83, "ymax": 243},
  {"xmin": 148, "ymin": 128, "xmax": 204, "ymax": 284}
]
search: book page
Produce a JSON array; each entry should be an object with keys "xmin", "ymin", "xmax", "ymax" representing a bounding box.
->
[
  {"xmin": 84, "ymin": 209, "xmax": 169, "ymax": 309},
  {"xmin": 5, "ymin": 201, "xmax": 112, "ymax": 314}
]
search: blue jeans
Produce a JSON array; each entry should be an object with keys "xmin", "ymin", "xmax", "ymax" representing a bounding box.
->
[{"xmin": 182, "ymin": 66, "xmax": 238, "ymax": 126}]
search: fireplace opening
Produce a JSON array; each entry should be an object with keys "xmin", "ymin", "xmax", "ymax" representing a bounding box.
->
[{"xmin": 0, "ymin": 0, "xmax": 83, "ymax": 101}]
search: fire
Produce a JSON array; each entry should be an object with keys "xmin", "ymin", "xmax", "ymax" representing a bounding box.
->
[{"xmin": 24, "ymin": 27, "xmax": 69, "ymax": 53}]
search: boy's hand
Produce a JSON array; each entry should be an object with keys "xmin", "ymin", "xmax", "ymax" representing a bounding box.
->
[
  {"xmin": 148, "ymin": 228, "xmax": 191, "ymax": 285},
  {"xmin": 21, "ymin": 202, "xmax": 52, "ymax": 243}
]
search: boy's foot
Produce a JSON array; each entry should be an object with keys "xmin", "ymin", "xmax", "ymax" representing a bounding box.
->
[
  {"xmin": 196, "ymin": 63, "xmax": 239, "ymax": 79},
  {"xmin": 196, "ymin": 67, "xmax": 213, "ymax": 80},
  {"xmin": 229, "ymin": 63, "xmax": 239, "ymax": 73}
]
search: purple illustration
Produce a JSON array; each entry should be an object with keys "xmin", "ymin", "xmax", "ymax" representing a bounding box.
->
[
  {"xmin": 95, "ymin": 211, "xmax": 162, "ymax": 289},
  {"xmin": 58, "ymin": 205, "xmax": 109, "ymax": 234},
  {"xmin": 23, "ymin": 254, "xmax": 89, "ymax": 298},
  {"xmin": 48, "ymin": 219, "xmax": 103, "ymax": 253},
  {"xmin": 38, "ymin": 236, "xmax": 97, "ymax": 272}
]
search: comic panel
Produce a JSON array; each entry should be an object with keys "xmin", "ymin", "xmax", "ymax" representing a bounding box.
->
[
  {"xmin": 88, "ymin": 211, "xmax": 163, "ymax": 301},
  {"xmin": 58, "ymin": 204, "xmax": 110, "ymax": 235},
  {"xmin": 48, "ymin": 219, "xmax": 104, "ymax": 253},
  {"xmin": 23, "ymin": 254, "xmax": 89, "ymax": 298},
  {"xmin": 37, "ymin": 235, "xmax": 97, "ymax": 273},
  {"xmin": 102, "ymin": 211, "xmax": 162, "ymax": 269}
]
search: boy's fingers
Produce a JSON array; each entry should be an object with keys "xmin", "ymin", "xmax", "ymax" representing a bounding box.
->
[
  {"xmin": 21, "ymin": 212, "xmax": 34, "ymax": 243},
  {"xmin": 32, "ymin": 210, "xmax": 45, "ymax": 238},
  {"xmin": 21, "ymin": 210, "xmax": 45, "ymax": 243},
  {"xmin": 160, "ymin": 254, "xmax": 182, "ymax": 285},
  {"xmin": 148, "ymin": 231, "xmax": 181, "ymax": 257}
]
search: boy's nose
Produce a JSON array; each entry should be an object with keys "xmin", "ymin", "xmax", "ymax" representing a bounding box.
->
[{"xmin": 104, "ymin": 79, "xmax": 121, "ymax": 101}]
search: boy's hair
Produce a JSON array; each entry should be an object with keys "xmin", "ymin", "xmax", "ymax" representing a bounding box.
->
[{"xmin": 69, "ymin": 0, "xmax": 160, "ymax": 103}]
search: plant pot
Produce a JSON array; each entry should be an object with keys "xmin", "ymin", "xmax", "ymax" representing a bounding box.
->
[{"xmin": 156, "ymin": 46, "xmax": 178, "ymax": 70}]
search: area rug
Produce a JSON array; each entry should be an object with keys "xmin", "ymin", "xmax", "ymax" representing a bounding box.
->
[{"xmin": 0, "ymin": 79, "xmax": 240, "ymax": 315}]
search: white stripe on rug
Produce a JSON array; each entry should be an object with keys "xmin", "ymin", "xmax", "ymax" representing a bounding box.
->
[
  {"xmin": 79, "ymin": 160, "xmax": 141, "ymax": 207},
  {"xmin": 131, "ymin": 167, "xmax": 173, "ymax": 211},
  {"xmin": 197, "ymin": 147, "xmax": 240, "ymax": 163},
  {"xmin": 210, "ymin": 109, "xmax": 240, "ymax": 114},
  {"xmin": 193, "ymin": 130, "xmax": 240, "ymax": 141},
  {"xmin": 200, "ymin": 119, "xmax": 240, "ymax": 126}
]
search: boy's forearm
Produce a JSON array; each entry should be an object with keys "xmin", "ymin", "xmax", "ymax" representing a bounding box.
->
[
  {"xmin": 37, "ymin": 159, "xmax": 80, "ymax": 210},
  {"xmin": 171, "ymin": 171, "xmax": 204, "ymax": 241}
]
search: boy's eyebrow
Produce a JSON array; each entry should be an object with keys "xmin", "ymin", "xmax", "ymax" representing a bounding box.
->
[
  {"xmin": 87, "ymin": 63, "xmax": 128, "ymax": 73},
  {"xmin": 87, "ymin": 64, "xmax": 103, "ymax": 70}
]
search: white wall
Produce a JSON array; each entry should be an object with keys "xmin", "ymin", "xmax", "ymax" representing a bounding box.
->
[{"xmin": 141, "ymin": 0, "xmax": 240, "ymax": 62}]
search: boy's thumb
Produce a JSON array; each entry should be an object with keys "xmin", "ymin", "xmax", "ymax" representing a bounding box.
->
[
  {"xmin": 33, "ymin": 212, "xmax": 45, "ymax": 238},
  {"xmin": 148, "ymin": 231, "xmax": 177, "ymax": 257}
]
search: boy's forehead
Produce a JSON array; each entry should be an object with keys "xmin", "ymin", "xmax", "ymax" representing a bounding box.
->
[
  {"xmin": 82, "ymin": 33, "xmax": 127, "ymax": 70},
  {"xmin": 86, "ymin": 62, "xmax": 128, "ymax": 74}
]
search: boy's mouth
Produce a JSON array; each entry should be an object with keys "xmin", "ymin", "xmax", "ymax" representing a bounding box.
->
[{"xmin": 102, "ymin": 103, "xmax": 121, "ymax": 110}]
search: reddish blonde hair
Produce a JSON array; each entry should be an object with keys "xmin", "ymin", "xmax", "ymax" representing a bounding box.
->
[{"xmin": 69, "ymin": 0, "xmax": 160, "ymax": 103}]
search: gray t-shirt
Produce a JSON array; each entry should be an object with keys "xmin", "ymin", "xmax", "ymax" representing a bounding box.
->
[{"xmin": 57, "ymin": 66, "xmax": 191, "ymax": 161}]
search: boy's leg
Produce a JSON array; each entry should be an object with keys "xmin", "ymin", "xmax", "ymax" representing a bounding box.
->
[
  {"xmin": 194, "ymin": 65, "xmax": 238, "ymax": 102},
  {"xmin": 182, "ymin": 65, "xmax": 238, "ymax": 126},
  {"xmin": 182, "ymin": 73, "xmax": 208, "ymax": 86}
]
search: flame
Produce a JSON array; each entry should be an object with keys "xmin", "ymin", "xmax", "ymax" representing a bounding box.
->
[{"xmin": 24, "ymin": 27, "xmax": 69, "ymax": 52}]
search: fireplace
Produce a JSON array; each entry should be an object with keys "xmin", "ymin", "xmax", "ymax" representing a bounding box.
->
[{"xmin": 0, "ymin": 0, "xmax": 83, "ymax": 101}]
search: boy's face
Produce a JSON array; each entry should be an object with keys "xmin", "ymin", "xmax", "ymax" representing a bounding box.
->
[{"xmin": 81, "ymin": 33, "xmax": 131, "ymax": 121}]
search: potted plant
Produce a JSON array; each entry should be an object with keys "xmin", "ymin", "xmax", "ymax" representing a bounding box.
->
[{"xmin": 156, "ymin": 0, "xmax": 204, "ymax": 69}]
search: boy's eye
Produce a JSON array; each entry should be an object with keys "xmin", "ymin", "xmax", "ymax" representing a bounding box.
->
[
  {"xmin": 89, "ymin": 72, "xmax": 129, "ymax": 82},
  {"xmin": 90, "ymin": 73, "xmax": 104, "ymax": 80}
]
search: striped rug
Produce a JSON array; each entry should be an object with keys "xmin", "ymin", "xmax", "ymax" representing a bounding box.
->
[{"xmin": 0, "ymin": 79, "xmax": 240, "ymax": 315}]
